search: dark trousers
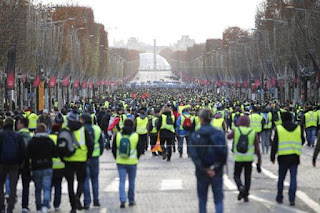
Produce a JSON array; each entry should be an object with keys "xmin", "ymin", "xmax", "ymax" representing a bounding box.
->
[
  {"xmin": 149, "ymin": 135, "xmax": 157, "ymax": 148},
  {"xmin": 234, "ymin": 162, "xmax": 252, "ymax": 197},
  {"xmin": 51, "ymin": 169, "xmax": 64, "ymax": 209},
  {"xmin": 21, "ymin": 169, "xmax": 32, "ymax": 209},
  {"xmin": 65, "ymin": 162, "xmax": 87, "ymax": 210},
  {"xmin": 139, "ymin": 134, "xmax": 148, "ymax": 153},
  {"xmin": 160, "ymin": 138, "xmax": 173, "ymax": 157},
  {"xmin": 0, "ymin": 164, "xmax": 20, "ymax": 212},
  {"xmin": 277, "ymin": 163, "xmax": 298, "ymax": 203}
]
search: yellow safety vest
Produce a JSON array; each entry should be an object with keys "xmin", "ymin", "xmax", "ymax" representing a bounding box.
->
[
  {"xmin": 116, "ymin": 132, "xmax": 139, "ymax": 165},
  {"xmin": 305, "ymin": 111, "xmax": 317, "ymax": 128},
  {"xmin": 195, "ymin": 116, "xmax": 201, "ymax": 131},
  {"xmin": 104, "ymin": 101, "xmax": 109, "ymax": 109},
  {"xmin": 63, "ymin": 127, "xmax": 88, "ymax": 162},
  {"xmin": 211, "ymin": 118, "xmax": 224, "ymax": 131},
  {"xmin": 233, "ymin": 127, "xmax": 255, "ymax": 162},
  {"xmin": 160, "ymin": 114, "xmax": 175, "ymax": 133},
  {"xmin": 49, "ymin": 134, "xmax": 65, "ymax": 169},
  {"xmin": 119, "ymin": 114, "xmax": 127, "ymax": 129},
  {"xmin": 136, "ymin": 117, "xmax": 148, "ymax": 135},
  {"xmin": 263, "ymin": 112, "xmax": 273, "ymax": 130},
  {"xmin": 249, "ymin": 114, "xmax": 262, "ymax": 133},
  {"xmin": 150, "ymin": 116, "xmax": 158, "ymax": 134},
  {"xmin": 92, "ymin": 125, "xmax": 102, "ymax": 157},
  {"xmin": 28, "ymin": 113, "xmax": 38, "ymax": 129},
  {"xmin": 277, "ymin": 125, "xmax": 302, "ymax": 156}
]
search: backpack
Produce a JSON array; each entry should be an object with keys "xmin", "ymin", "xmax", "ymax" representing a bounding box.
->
[
  {"xmin": 54, "ymin": 113, "xmax": 64, "ymax": 124},
  {"xmin": 236, "ymin": 128, "xmax": 252, "ymax": 154},
  {"xmin": 182, "ymin": 115, "xmax": 192, "ymax": 131},
  {"xmin": 118, "ymin": 134, "xmax": 131, "ymax": 158},
  {"xmin": 166, "ymin": 115, "xmax": 173, "ymax": 125},
  {"xmin": 57, "ymin": 129, "xmax": 80, "ymax": 157},
  {"xmin": 1, "ymin": 131, "xmax": 21, "ymax": 164},
  {"xmin": 233, "ymin": 114, "xmax": 240, "ymax": 126}
]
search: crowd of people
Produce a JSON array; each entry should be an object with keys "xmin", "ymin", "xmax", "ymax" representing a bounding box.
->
[{"xmin": 0, "ymin": 87, "xmax": 319, "ymax": 213}]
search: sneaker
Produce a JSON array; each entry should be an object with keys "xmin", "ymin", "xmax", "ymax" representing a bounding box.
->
[
  {"xmin": 93, "ymin": 202, "xmax": 101, "ymax": 207},
  {"xmin": 22, "ymin": 208, "xmax": 30, "ymax": 213},
  {"xmin": 162, "ymin": 153, "xmax": 167, "ymax": 160},
  {"xmin": 41, "ymin": 206, "xmax": 48, "ymax": 213},
  {"xmin": 70, "ymin": 209, "xmax": 76, "ymax": 213},
  {"xmin": 167, "ymin": 156, "xmax": 171, "ymax": 161},
  {"xmin": 129, "ymin": 202, "xmax": 136, "ymax": 207},
  {"xmin": 237, "ymin": 192, "xmax": 244, "ymax": 201},
  {"xmin": 276, "ymin": 197, "xmax": 283, "ymax": 204},
  {"xmin": 120, "ymin": 202, "xmax": 125, "ymax": 208},
  {"xmin": 54, "ymin": 207, "xmax": 60, "ymax": 212},
  {"xmin": 83, "ymin": 206, "xmax": 90, "ymax": 210},
  {"xmin": 75, "ymin": 198, "xmax": 83, "ymax": 210},
  {"xmin": 244, "ymin": 197, "xmax": 249, "ymax": 202},
  {"xmin": 290, "ymin": 202, "xmax": 295, "ymax": 206},
  {"xmin": 238, "ymin": 186, "xmax": 246, "ymax": 201},
  {"xmin": 179, "ymin": 153, "xmax": 182, "ymax": 158}
]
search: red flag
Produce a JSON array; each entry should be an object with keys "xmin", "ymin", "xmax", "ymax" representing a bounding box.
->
[
  {"xmin": 96, "ymin": 80, "xmax": 101, "ymax": 86},
  {"xmin": 82, "ymin": 81, "xmax": 87, "ymax": 89},
  {"xmin": 236, "ymin": 82, "xmax": 241, "ymax": 88},
  {"xmin": 251, "ymin": 84, "xmax": 256, "ymax": 90},
  {"xmin": 271, "ymin": 77, "xmax": 276, "ymax": 87},
  {"xmin": 6, "ymin": 72, "xmax": 15, "ymax": 90},
  {"xmin": 74, "ymin": 80, "xmax": 80, "ymax": 88},
  {"xmin": 49, "ymin": 76, "xmax": 56, "ymax": 88},
  {"xmin": 222, "ymin": 81, "xmax": 227, "ymax": 86},
  {"xmin": 107, "ymin": 117, "xmax": 120, "ymax": 131},
  {"xmin": 89, "ymin": 82, "xmax": 93, "ymax": 89},
  {"xmin": 255, "ymin": 79, "xmax": 261, "ymax": 87},
  {"xmin": 62, "ymin": 76, "xmax": 70, "ymax": 87},
  {"xmin": 32, "ymin": 75, "xmax": 41, "ymax": 88},
  {"xmin": 243, "ymin": 81, "xmax": 248, "ymax": 88}
]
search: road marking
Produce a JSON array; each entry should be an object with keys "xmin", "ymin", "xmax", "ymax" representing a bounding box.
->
[
  {"xmin": 160, "ymin": 179, "xmax": 183, "ymax": 191},
  {"xmin": 256, "ymin": 165, "xmax": 320, "ymax": 213},
  {"xmin": 104, "ymin": 177, "xmax": 128, "ymax": 192},
  {"xmin": 223, "ymin": 174, "xmax": 308, "ymax": 213},
  {"xmin": 100, "ymin": 208, "xmax": 107, "ymax": 213}
]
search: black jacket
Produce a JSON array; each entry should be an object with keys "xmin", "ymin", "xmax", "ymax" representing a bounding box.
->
[
  {"xmin": 156, "ymin": 111, "xmax": 176, "ymax": 139},
  {"xmin": 271, "ymin": 121, "xmax": 305, "ymax": 165},
  {"xmin": 28, "ymin": 133, "xmax": 58, "ymax": 170}
]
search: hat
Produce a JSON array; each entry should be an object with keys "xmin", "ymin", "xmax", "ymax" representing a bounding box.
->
[
  {"xmin": 43, "ymin": 109, "xmax": 48, "ymax": 114},
  {"xmin": 67, "ymin": 111, "xmax": 79, "ymax": 122},
  {"xmin": 25, "ymin": 108, "xmax": 30, "ymax": 112}
]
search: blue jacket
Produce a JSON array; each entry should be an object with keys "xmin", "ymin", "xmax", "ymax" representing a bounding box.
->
[
  {"xmin": 190, "ymin": 124, "xmax": 228, "ymax": 178},
  {"xmin": 176, "ymin": 113, "xmax": 192, "ymax": 137}
]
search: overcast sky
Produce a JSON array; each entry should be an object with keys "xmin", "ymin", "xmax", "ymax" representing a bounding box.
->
[{"xmin": 43, "ymin": 0, "xmax": 264, "ymax": 46}]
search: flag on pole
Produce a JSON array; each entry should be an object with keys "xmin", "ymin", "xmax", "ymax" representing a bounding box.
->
[{"xmin": 151, "ymin": 133, "xmax": 162, "ymax": 152}]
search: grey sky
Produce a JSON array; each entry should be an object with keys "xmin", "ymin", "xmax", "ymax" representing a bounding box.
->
[{"xmin": 42, "ymin": 0, "xmax": 264, "ymax": 46}]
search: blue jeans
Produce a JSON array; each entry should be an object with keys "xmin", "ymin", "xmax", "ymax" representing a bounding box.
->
[
  {"xmin": 305, "ymin": 127, "xmax": 316, "ymax": 146},
  {"xmin": 178, "ymin": 135, "xmax": 191, "ymax": 155},
  {"xmin": 117, "ymin": 164, "xmax": 137, "ymax": 203},
  {"xmin": 277, "ymin": 163, "xmax": 297, "ymax": 203},
  {"xmin": 33, "ymin": 169, "xmax": 53, "ymax": 210},
  {"xmin": 197, "ymin": 173, "xmax": 224, "ymax": 213},
  {"xmin": 84, "ymin": 157, "xmax": 100, "ymax": 207},
  {"xmin": 5, "ymin": 175, "xmax": 9, "ymax": 196}
]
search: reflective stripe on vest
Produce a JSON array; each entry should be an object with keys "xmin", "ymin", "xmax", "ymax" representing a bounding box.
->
[
  {"xmin": 63, "ymin": 127, "xmax": 87, "ymax": 162},
  {"xmin": 150, "ymin": 117, "xmax": 158, "ymax": 134},
  {"xmin": 28, "ymin": 113, "xmax": 38, "ymax": 129},
  {"xmin": 274, "ymin": 111, "xmax": 282, "ymax": 126},
  {"xmin": 92, "ymin": 125, "xmax": 102, "ymax": 157},
  {"xmin": 49, "ymin": 134, "xmax": 65, "ymax": 169},
  {"xmin": 160, "ymin": 114, "xmax": 175, "ymax": 133},
  {"xmin": 119, "ymin": 114, "xmax": 127, "ymax": 129},
  {"xmin": 233, "ymin": 127, "xmax": 255, "ymax": 162},
  {"xmin": 136, "ymin": 117, "xmax": 148, "ymax": 135},
  {"xmin": 211, "ymin": 118, "xmax": 224, "ymax": 131},
  {"xmin": 249, "ymin": 114, "xmax": 262, "ymax": 133},
  {"xmin": 116, "ymin": 132, "xmax": 139, "ymax": 165},
  {"xmin": 195, "ymin": 116, "xmax": 201, "ymax": 131},
  {"xmin": 263, "ymin": 112, "xmax": 273, "ymax": 129},
  {"xmin": 305, "ymin": 111, "xmax": 317, "ymax": 128},
  {"xmin": 277, "ymin": 125, "xmax": 302, "ymax": 156}
]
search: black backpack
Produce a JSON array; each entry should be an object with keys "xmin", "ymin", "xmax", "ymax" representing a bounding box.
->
[
  {"xmin": 1, "ymin": 131, "xmax": 21, "ymax": 164},
  {"xmin": 57, "ymin": 129, "xmax": 80, "ymax": 157},
  {"xmin": 236, "ymin": 128, "xmax": 252, "ymax": 154},
  {"xmin": 166, "ymin": 115, "xmax": 173, "ymax": 125}
]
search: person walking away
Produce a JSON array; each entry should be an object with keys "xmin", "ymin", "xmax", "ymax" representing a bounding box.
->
[
  {"xmin": 17, "ymin": 118, "xmax": 33, "ymax": 213},
  {"xmin": 189, "ymin": 109, "xmax": 227, "ymax": 213},
  {"xmin": 271, "ymin": 112, "xmax": 304, "ymax": 206},
  {"xmin": 227, "ymin": 116, "xmax": 262, "ymax": 202},
  {"xmin": 28, "ymin": 124, "xmax": 57, "ymax": 213},
  {"xmin": 211, "ymin": 112, "xmax": 227, "ymax": 133},
  {"xmin": 112, "ymin": 119, "xmax": 142, "ymax": 208},
  {"xmin": 248, "ymin": 107, "xmax": 263, "ymax": 137},
  {"xmin": 79, "ymin": 114, "xmax": 104, "ymax": 209},
  {"xmin": 135, "ymin": 110, "xmax": 148, "ymax": 154},
  {"xmin": 27, "ymin": 110, "xmax": 38, "ymax": 132},
  {"xmin": 176, "ymin": 108, "xmax": 194, "ymax": 158},
  {"xmin": 0, "ymin": 118, "xmax": 26, "ymax": 213},
  {"xmin": 156, "ymin": 107, "xmax": 176, "ymax": 161},
  {"xmin": 48, "ymin": 124, "xmax": 64, "ymax": 212},
  {"xmin": 261, "ymin": 108, "xmax": 272, "ymax": 154},
  {"xmin": 303, "ymin": 106, "xmax": 317, "ymax": 147},
  {"xmin": 148, "ymin": 109, "xmax": 161, "ymax": 156},
  {"xmin": 58, "ymin": 111, "xmax": 94, "ymax": 213}
]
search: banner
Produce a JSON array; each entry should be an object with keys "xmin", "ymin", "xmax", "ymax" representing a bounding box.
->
[
  {"xmin": 89, "ymin": 82, "xmax": 93, "ymax": 89},
  {"xmin": 62, "ymin": 76, "xmax": 70, "ymax": 87},
  {"xmin": 82, "ymin": 81, "xmax": 87, "ymax": 89},
  {"xmin": 74, "ymin": 80, "xmax": 80, "ymax": 88},
  {"xmin": 32, "ymin": 75, "xmax": 41, "ymax": 88},
  {"xmin": 49, "ymin": 76, "xmax": 56, "ymax": 88},
  {"xmin": 6, "ymin": 45, "xmax": 16, "ymax": 90}
]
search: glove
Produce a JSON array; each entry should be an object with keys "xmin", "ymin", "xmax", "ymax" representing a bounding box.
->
[{"xmin": 256, "ymin": 163, "xmax": 261, "ymax": 173}]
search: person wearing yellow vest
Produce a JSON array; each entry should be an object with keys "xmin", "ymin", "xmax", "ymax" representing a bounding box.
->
[
  {"xmin": 261, "ymin": 108, "xmax": 272, "ymax": 154},
  {"xmin": 148, "ymin": 109, "xmax": 161, "ymax": 156},
  {"xmin": 176, "ymin": 108, "xmax": 194, "ymax": 158},
  {"xmin": 193, "ymin": 111, "xmax": 201, "ymax": 132},
  {"xmin": 17, "ymin": 117, "xmax": 33, "ymax": 212},
  {"xmin": 112, "ymin": 119, "xmax": 142, "ymax": 208},
  {"xmin": 27, "ymin": 111, "xmax": 38, "ymax": 132},
  {"xmin": 271, "ymin": 112, "xmax": 305, "ymax": 206},
  {"xmin": 303, "ymin": 106, "xmax": 318, "ymax": 147},
  {"xmin": 211, "ymin": 112, "xmax": 227, "ymax": 133},
  {"xmin": 61, "ymin": 111, "xmax": 94, "ymax": 213},
  {"xmin": 228, "ymin": 115, "xmax": 262, "ymax": 203},
  {"xmin": 135, "ymin": 110, "xmax": 149, "ymax": 154},
  {"xmin": 156, "ymin": 107, "xmax": 175, "ymax": 161},
  {"xmin": 248, "ymin": 107, "xmax": 263, "ymax": 134},
  {"xmin": 79, "ymin": 114, "xmax": 104, "ymax": 210},
  {"xmin": 104, "ymin": 100, "xmax": 109, "ymax": 109},
  {"xmin": 49, "ymin": 124, "xmax": 64, "ymax": 212}
]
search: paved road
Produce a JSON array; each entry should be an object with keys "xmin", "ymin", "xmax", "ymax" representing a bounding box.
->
[
  {"xmin": 13, "ymin": 138, "xmax": 320, "ymax": 213},
  {"xmin": 131, "ymin": 71, "xmax": 176, "ymax": 83}
]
